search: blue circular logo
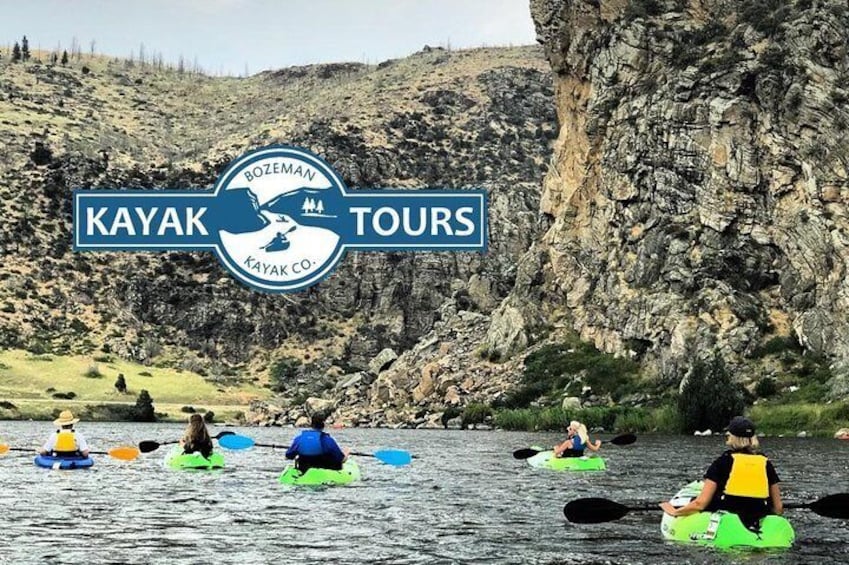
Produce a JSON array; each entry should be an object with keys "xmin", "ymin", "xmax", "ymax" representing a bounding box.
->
[{"xmin": 213, "ymin": 146, "xmax": 346, "ymax": 292}]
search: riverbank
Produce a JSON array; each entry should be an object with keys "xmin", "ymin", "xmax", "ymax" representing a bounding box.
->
[
  {"xmin": 488, "ymin": 402, "xmax": 849, "ymax": 438},
  {"xmin": 0, "ymin": 349, "xmax": 267, "ymax": 423}
]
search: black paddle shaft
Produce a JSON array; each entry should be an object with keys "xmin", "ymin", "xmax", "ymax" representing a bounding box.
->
[
  {"xmin": 565, "ymin": 493, "xmax": 849, "ymax": 524},
  {"xmin": 138, "ymin": 431, "xmax": 235, "ymax": 453},
  {"xmin": 564, "ymin": 498, "xmax": 656, "ymax": 523}
]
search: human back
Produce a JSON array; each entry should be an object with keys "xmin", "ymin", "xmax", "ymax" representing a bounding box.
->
[
  {"xmin": 40, "ymin": 410, "xmax": 89, "ymax": 457},
  {"xmin": 285, "ymin": 413, "xmax": 347, "ymax": 472},
  {"xmin": 659, "ymin": 416, "xmax": 783, "ymax": 531},
  {"xmin": 705, "ymin": 422, "xmax": 780, "ymax": 528},
  {"xmin": 181, "ymin": 413, "xmax": 214, "ymax": 458}
]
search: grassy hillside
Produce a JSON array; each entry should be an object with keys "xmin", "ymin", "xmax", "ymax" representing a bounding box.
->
[
  {"xmin": 0, "ymin": 349, "xmax": 269, "ymax": 422},
  {"xmin": 0, "ymin": 44, "xmax": 553, "ymax": 390}
]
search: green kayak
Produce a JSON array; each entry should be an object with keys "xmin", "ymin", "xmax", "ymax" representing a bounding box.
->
[
  {"xmin": 278, "ymin": 460, "xmax": 361, "ymax": 486},
  {"xmin": 527, "ymin": 446, "xmax": 606, "ymax": 471},
  {"xmin": 165, "ymin": 447, "xmax": 225, "ymax": 470},
  {"xmin": 661, "ymin": 481, "xmax": 794, "ymax": 550}
]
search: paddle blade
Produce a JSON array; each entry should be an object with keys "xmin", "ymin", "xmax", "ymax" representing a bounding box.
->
[
  {"xmin": 609, "ymin": 433, "xmax": 637, "ymax": 446},
  {"xmin": 373, "ymin": 449, "xmax": 412, "ymax": 466},
  {"xmin": 108, "ymin": 446, "xmax": 140, "ymax": 461},
  {"xmin": 218, "ymin": 434, "xmax": 255, "ymax": 450},
  {"xmin": 564, "ymin": 498, "xmax": 631, "ymax": 524},
  {"xmin": 138, "ymin": 440, "xmax": 162, "ymax": 453},
  {"xmin": 807, "ymin": 493, "xmax": 849, "ymax": 519},
  {"xmin": 0, "ymin": 444, "xmax": 8, "ymax": 455},
  {"xmin": 513, "ymin": 448, "xmax": 541, "ymax": 460}
]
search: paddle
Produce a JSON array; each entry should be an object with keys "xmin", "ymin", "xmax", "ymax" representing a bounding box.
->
[
  {"xmin": 0, "ymin": 444, "xmax": 140, "ymax": 461},
  {"xmin": 138, "ymin": 430, "xmax": 237, "ymax": 453},
  {"xmin": 563, "ymin": 494, "xmax": 849, "ymax": 523},
  {"xmin": 513, "ymin": 433, "xmax": 637, "ymax": 460},
  {"xmin": 220, "ymin": 436, "xmax": 414, "ymax": 466}
]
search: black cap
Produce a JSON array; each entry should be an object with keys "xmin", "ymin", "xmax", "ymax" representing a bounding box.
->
[{"xmin": 727, "ymin": 416, "xmax": 756, "ymax": 438}]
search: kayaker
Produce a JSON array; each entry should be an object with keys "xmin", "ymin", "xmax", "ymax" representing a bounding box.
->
[
  {"xmin": 659, "ymin": 416, "xmax": 784, "ymax": 531},
  {"xmin": 553, "ymin": 420, "xmax": 601, "ymax": 457},
  {"xmin": 180, "ymin": 413, "xmax": 214, "ymax": 458},
  {"xmin": 285, "ymin": 412, "xmax": 349, "ymax": 472},
  {"xmin": 39, "ymin": 410, "xmax": 89, "ymax": 457}
]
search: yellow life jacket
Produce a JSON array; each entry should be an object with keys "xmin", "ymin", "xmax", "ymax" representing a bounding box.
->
[
  {"xmin": 723, "ymin": 453, "xmax": 769, "ymax": 498},
  {"xmin": 54, "ymin": 430, "xmax": 77, "ymax": 452}
]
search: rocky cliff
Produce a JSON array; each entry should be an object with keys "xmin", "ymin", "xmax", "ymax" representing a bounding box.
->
[
  {"xmin": 287, "ymin": 0, "xmax": 849, "ymax": 428},
  {"xmin": 491, "ymin": 0, "xmax": 849, "ymax": 383}
]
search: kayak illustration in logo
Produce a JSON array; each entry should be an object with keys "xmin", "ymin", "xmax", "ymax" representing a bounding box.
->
[
  {"xmin": 214, "ymin": 147, "xmax": 345, "ymax": 291},
  {"xmin": 74, "ymin": 145, "xmax": 487, "ymax": 294}
]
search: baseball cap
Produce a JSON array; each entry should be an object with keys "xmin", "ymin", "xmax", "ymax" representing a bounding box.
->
[{"xmin": 727, "ymin": 416, "xmax": 756, "ymax": 438}]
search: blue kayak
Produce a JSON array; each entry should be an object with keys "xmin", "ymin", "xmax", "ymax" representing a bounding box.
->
[{"xmin": 34, "ymin": 454, "xmax": 94, "ymax": 470}]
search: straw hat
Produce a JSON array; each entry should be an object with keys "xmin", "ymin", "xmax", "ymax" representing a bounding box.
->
[{"xmin": 53, "ymin": 410, "xmax": 80, "ymax": 427}]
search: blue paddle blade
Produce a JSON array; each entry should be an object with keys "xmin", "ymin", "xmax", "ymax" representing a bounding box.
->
[
  {"xmin": 373, "ymin": 449, "xmax": 412, "ymax": 466},
  {"xmin": 218, "ymin": 434, "xmax": 255, "ymax": 450}
]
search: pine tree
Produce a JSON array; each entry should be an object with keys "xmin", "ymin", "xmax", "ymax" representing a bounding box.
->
[
  {"xmin": 316, "ymin": 200, "xmax": 325, "ymax": 214},
  {"xmin": 133, "ymin": 389, "xmax": 156, "ymax": 422},
  {"xmin": 12, "ymin": 42, "xmax": 20, "ymax": 62},
  {"xmin": 302, "ymin": 198, "xmax": 310, "ymax": 214},
  {"xmin": 21, "ymin": 36, "xmax": 30, "ymax": 60},
  {"xmin": 115, "ymin": 374, "xmax": 127, "ymax": 393},
  {"xmin": 61, "ymin": 50, "xmax": 68, "ymax": 65}
]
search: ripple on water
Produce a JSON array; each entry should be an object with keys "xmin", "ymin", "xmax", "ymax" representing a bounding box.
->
[{"xmin": 0, "ymin": 423, "xmax": 846, "ymax": 564}]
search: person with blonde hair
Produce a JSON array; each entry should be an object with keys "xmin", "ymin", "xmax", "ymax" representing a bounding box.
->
[
  {"xmin": 180, "ymin": 413, "xmax": 214, "ymax": 458},
  {"xmin": 39, "ymin": 410, "xmax": 89, "ymax": 457},
  {"xmin": 660, "ymin": 416, "xmax": 784, "ymax": 531},
  {"xmin": 553, "ymin": 420, "xmax": 601, "ymax": 458}
]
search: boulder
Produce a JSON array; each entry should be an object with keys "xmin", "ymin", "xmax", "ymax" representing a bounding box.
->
[
  {"xmin": 338, "ymin": 372, "xmax": 365, "ymax": 389},
  {"xmin": 304, "ymin": 397, "xmax": 335, "ymax": 415},
  {"xmin": 445, "ymin": 416, "xmax": 463, "ymax": 429},
  {"xmin": 369, "ymin": 348, "xmax": 398, "ymax": 374},
  {"xmin": 444, "ymin": 386, "xmax": 461, "ymax": 405},
  {"xmin": 412, "ymin": 365, "xmax": 437, "ymax": 402},
  {"xmin": 561, "ymin": 396, "xmax": 582, "ymax": 410}
]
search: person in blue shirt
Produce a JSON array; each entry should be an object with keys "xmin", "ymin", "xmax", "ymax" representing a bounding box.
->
[
  {"xmin": 553, "ymin": 420, "xmax": 601, "ymax": 458},
  {"xmin": 285, "ymin": 413, "xmax": 349, "ymax": 472}
]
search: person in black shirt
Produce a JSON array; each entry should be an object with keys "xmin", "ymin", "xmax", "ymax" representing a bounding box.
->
[
  {"xmin": 180, "ymin": 413, "xmax": 214, "ymax": 458},
  {"xmin": 660, "ymin": 416, "xmax": 784, "ymax": 531}
]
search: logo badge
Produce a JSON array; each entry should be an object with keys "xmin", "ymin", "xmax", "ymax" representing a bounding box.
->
[{"xmin": 74, "ymin": 146, "xmax": 487, "ymax": 293}]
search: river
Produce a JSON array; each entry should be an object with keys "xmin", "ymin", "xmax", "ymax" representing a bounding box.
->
[{"xmin": 0, "ymin": 422, "xmax": 846, "ymax": 564}]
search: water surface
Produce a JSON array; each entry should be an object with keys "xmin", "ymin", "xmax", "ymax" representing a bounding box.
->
[{"xmin": 0, "ymin": 422, "xmax": 846, "ymax": 564}]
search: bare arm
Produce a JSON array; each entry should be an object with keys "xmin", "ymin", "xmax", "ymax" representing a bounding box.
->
[
  {"xmin": 660, "ymin": 480, "xmax": 717, "ymax": 517},
  {"xmin": 585, "ymin": 439, "xmax": 602, "ymax": 452},
  {"xmin": 770, "ymin": 483, "xmax": 783, "ymax": 515},
  {"xmin": 553, "ymin": 439, "xmax": 573, "ymax": 456}
]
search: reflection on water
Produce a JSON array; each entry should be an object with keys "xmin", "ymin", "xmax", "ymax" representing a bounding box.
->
[{"xmin": 0, "ymin": 422, "xmax": 846, "ymax": 564}]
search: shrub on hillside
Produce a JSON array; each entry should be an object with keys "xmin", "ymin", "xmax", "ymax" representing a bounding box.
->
[
  {"xmin": 133, "ymin": 390, "xmax": 156, "ymax": 422},
  {"xmin": 497, "ymin": 339, "xmax": 639, "ymax": 409},
  {"xmin": 269, "ymin": 356, "xmax": 302, "ymax": 392},
  {"xmin": 755, "ymin": 377, "xmax": 778, "ymax": 399},
  {"xmin": 461, "ymin": 403, "xmax": 493, "ymax": 428},
  {"xmin": 677, "ymin": 354, "xmax": 747, "ymax": 433}
]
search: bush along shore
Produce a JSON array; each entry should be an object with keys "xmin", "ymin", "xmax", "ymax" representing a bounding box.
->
[{"xmin": 466, "ymin": 333, "xmax": 849, "ymax": 438}]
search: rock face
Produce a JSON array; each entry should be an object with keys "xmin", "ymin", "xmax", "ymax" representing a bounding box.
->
[{"xmin": 501, "ymin": 0, "xmax": 849, "ymax": 387}]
